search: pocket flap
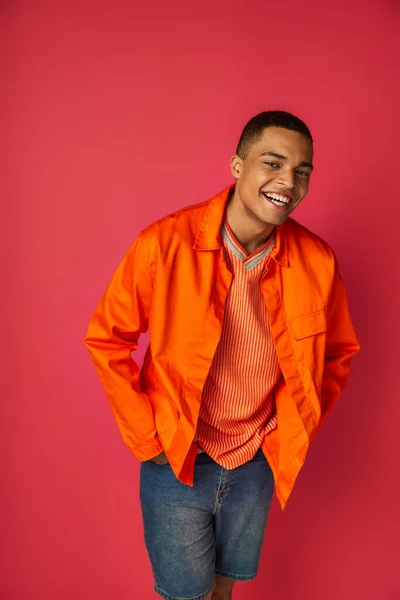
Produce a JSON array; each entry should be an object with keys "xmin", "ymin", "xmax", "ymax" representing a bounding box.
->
[{"xmin": 290, "ymin": 309, "xmax": 328, "ymax": 340}]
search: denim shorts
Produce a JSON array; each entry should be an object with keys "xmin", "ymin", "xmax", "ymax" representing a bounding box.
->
[{"xmin": 140, "ymin": 448, "xmax": 274, "ymax": 600}]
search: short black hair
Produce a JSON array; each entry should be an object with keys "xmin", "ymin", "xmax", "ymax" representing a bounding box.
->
[{"xmin": 236, "ymin": 110, "xmax": 313, "ymax": 158}]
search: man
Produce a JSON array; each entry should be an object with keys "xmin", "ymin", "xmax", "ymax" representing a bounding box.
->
[{"xmin": 84, "ymin": 111, "xmax": 360, "ymax": 600}]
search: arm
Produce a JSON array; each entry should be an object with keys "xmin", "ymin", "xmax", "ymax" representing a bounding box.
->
[
  {"xmin": 84, "ymin": 232, "xmax": 163, "ymax": 461},
  {"xmin": 312, "ymin": 257, "xmax": 360, "ymax": 441}
]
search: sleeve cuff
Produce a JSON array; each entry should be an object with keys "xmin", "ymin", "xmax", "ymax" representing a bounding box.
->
[{"xmin": 131, "ymin": 436, "xmax": 163, "ymax": 462}]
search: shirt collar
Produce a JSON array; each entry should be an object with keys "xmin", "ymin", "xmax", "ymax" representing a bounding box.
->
[{"xmin": 193, "ymin": 184, "xmax": 289, "ymax": 267}]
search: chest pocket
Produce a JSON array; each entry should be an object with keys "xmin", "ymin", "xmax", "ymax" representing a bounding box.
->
[{"xmin": 289, "ymin": 308, "xmax": 328, "ymax": 340}]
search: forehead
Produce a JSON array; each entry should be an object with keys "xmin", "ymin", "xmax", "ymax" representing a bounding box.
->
[{"xmin": 250, "ymin": 126, "xmax": 313, "ymax": 160}]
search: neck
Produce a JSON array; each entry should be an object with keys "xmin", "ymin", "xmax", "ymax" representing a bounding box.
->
[{"xmin": 226, "ymin": 189, "xmax": 275, "ymax": 255}]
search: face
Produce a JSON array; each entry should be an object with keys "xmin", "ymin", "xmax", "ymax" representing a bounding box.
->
[{"xmin": 230, "ymin": 126, "xmax": 314, "ymax": 226}]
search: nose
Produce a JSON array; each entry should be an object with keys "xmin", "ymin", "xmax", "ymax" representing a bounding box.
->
[{"xmin": 276, "ymin": 168, "xmax": 295, "ymax": 189}]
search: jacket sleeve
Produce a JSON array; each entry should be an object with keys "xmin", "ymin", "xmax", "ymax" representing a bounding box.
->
[
  {"xmin": 311, "ymin": 257, "xmax": 360, "ymax": 442},
  {"xmin": 84, "ymin": 232, "xmax": 163, "ymax": 462}
]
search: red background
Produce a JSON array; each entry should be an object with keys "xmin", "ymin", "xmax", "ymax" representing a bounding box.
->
[{"xmin": 2, "ymin": 1, "xmax": 399, "ymax": 599}]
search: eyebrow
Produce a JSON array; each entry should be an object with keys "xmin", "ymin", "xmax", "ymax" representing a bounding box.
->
[{"xmin": 261, "ymin": 151, "xmax": 314, "ymax": 170}]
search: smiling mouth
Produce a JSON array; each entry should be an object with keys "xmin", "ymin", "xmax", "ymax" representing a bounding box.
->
[{"xmin": 262, "ymin": 192, "xmax": 292, "ymax": 207}]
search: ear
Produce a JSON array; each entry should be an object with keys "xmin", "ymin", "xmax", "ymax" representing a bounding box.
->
[{"xmin": 230, "ymin": 155, "xmax": 242, "ymax": 180}]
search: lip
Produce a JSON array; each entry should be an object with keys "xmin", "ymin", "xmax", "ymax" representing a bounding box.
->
[{"xmin": 262, "ymin": 191, "xmax": 293, "ymax": 213}]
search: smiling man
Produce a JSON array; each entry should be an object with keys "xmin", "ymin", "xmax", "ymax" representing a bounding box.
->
[
  {"xmin": 227, "ymin": 121, "xmax": 313, "ymax": 255},
  {"xmin": 84, "ymin": 111, "xmax": 360, "ymax": 600}
]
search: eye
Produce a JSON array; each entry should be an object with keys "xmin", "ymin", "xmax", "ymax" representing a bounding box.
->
[
  {"xmin": 296, "ymin": 170, "xmax": 310, "ymax": 178},
  {"xmin": 263, "ymin": 162, "xmax": 279, "ymax": 168}
]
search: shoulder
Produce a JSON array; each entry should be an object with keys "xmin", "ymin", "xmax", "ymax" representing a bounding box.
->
[
  {"xmin": 284, "ymin": 217, "xmax": 340, "ymax": 284},
  {"xmin": 140, "ymin": 196, "xmax": 213, "ymax": 244},
  {"xmin": 285, "ymin": 217, "xmax": 336, "ymax": 259},
  {"xmin": 132, "ymin": 193, "xmax": 218, "ymax": 269}
]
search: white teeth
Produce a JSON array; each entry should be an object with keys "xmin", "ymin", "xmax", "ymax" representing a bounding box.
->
[{"xmin": 265, "ymin": 192, "xmax": 290, "ymax": 203}]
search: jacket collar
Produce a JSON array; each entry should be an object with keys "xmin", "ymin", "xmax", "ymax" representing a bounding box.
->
[{"xmin": 193, "ymin": 185, "xmax": 289, "ymax": 267}]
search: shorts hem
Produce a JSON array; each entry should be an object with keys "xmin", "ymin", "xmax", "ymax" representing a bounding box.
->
[
  {"xmin": 214, "ymin": 568, "xmax": 257, "ymax": 581},
  {"xmin": 154, "ymin": 581, "xmax": 216, "ymax": 600}
]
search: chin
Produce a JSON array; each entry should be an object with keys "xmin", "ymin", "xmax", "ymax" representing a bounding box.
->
[{"xmin": 262, "ymin": 212, "xmax": 288, "ymax": 226}]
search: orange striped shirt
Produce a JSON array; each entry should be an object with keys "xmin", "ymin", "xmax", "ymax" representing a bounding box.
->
[{"xmin": 195, "ymin": 215, "xmax": 282, "ymax": 469}]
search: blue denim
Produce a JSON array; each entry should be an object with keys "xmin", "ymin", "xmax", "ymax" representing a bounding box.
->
[{"xmin": 140, "ymin": 448, "xmax": 274, "ymax": 600}]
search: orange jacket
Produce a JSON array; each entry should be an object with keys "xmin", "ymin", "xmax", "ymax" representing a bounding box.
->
[{"xmin": 84, "ymin": 186, "xmax": 360, "ymax": 509}]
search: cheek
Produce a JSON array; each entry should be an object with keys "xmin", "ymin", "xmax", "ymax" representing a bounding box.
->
[
  {"xmin": 254, "ymin": 172, "xmax": 274, "ymax": 190},
  {"xmin": 242, "ymin": 165, "xmax": 268, "ymax": 184},
  {"xmin": 240, "ymin": 171, "xmax": 262, "ymax": 192},
  {"xmin": 299, "ymin": 180, "xmax": 310, "ymax": 196}
]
